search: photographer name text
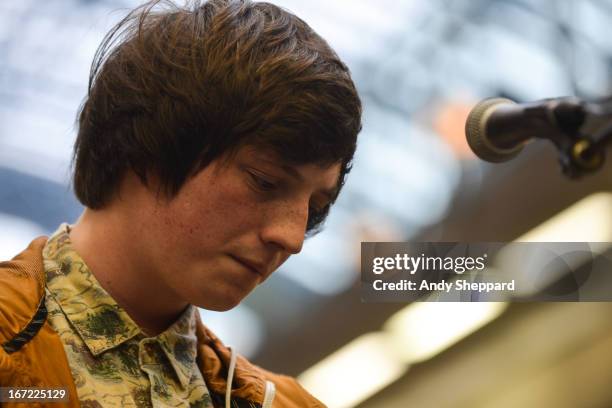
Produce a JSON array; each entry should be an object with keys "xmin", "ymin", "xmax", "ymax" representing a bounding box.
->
[{"xmin": 372, "ymin": 279, "xmax": 516, "ymax": 293}]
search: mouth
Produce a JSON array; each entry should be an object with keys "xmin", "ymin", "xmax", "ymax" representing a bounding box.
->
[{"xmin": 229, "ymin": 255, "xmax": 266, "ymax": 279}]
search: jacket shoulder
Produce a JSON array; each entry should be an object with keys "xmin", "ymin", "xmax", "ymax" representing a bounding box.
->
[
  {"xmin": 261, "ymin": 368, "xmax": 327, "ymax": 408},
  {"xmin": 0, "ymin": 237, "xmax": 48, "ymax": 346},
  {"xmin": 195, "ymin": 315, "xmax": 326, "ymax": 407}
]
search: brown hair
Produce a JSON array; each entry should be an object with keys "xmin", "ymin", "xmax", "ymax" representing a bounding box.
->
[{"xmin": 73, "ymin": 0, "xmax": 362, "ymax": 233}]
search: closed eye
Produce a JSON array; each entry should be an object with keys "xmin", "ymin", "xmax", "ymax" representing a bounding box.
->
[{"xmin": 248, "ymin": 171, "xmax": 278, "ymax": 192}]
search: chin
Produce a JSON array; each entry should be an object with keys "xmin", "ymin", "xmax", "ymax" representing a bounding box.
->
[
  {"xmin": 200, "ymin": 301, "xmax": 240, "ymax": 312},
  {"xmin": 186, "ymin": 272, "xmax": 257, "ymax": 311},
  {"xmin": 193, "ymin": 291, "xmax": 246, "ymax": 312}
]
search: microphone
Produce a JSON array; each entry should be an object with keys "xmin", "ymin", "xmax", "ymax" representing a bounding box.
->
[{"xmin": 465, "ymin": 97, "xmax": 587, "ymax": 163}]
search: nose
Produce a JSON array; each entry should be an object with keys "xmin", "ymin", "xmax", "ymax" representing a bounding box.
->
[{"xmin": 260, "ymin": 202, "xmax": 307, "ymax": 254}]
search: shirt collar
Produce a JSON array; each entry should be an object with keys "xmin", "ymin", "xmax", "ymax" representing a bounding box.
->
[
  {"xmin": 44, "ymin": 224, "xmax": 141, "ymax": 355},
  {"xmin": 154, "ymin": 305, "xmax": 199, "ymax": 389}
]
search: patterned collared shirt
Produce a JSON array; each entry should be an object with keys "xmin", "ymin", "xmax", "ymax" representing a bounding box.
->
[{"xmin": 42, "ymin": 224, "xmax": 214, "ymax": 408}]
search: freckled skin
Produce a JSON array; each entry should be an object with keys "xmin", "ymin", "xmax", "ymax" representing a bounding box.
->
[
  {"xmin": 143, "ymin": 147, "xmax": 340, "ymax": 311},
  {"xmin": 71, "ymin": 145, "xmax": 341, "ymax": 333}
]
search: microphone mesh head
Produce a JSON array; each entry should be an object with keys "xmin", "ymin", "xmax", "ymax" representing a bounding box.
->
[{"xmin": 465, "ymin": 97, "xmax": 524, "ymax": 163}]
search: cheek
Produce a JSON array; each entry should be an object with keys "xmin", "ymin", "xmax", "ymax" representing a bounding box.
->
[{"xmin": 159, "ymin": 178, "xmax": 260, "ymax": 249}]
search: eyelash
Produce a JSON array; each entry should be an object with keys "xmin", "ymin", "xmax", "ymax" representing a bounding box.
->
[
  {"xmin": 247, "ymin": 170, "xmax": 327, "ymax": 220},
  {"xmin": 249, "ymin": 171, "xmax": 278, "ymax": 192}
]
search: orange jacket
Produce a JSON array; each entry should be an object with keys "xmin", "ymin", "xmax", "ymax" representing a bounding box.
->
[{"xmin": 0, "ymin": 238, "xmax": 324, "ymax": 408}]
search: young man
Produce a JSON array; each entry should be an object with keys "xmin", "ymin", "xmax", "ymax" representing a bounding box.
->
[{"xmin": 0, "ymin": 0, "xmax": 361, "ymax": 407}]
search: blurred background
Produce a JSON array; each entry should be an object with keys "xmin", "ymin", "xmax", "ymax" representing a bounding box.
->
[{"xmin": 2, "ymin": 0, "xmax": 612, "ymax": 407}]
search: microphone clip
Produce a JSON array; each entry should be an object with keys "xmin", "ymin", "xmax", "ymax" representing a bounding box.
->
[{"xmin": 551, "ymin": 98, "xmax": 608, "ymax": 178}]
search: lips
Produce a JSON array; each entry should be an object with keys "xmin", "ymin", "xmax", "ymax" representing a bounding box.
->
[{"xmin": 230, "ymin": 255, "xmax": 266, "ymax": 278}]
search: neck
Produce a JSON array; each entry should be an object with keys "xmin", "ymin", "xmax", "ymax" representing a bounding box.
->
[{"xmin": 69, "ymin": 208, "xmax": 188, "ymax": 336}]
